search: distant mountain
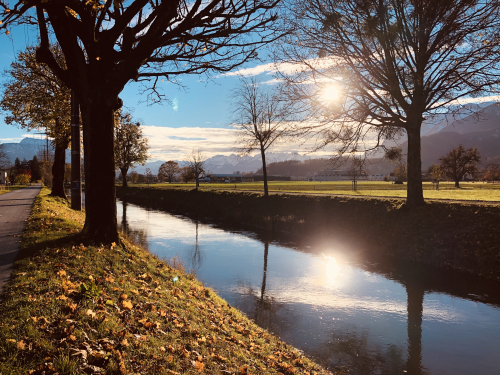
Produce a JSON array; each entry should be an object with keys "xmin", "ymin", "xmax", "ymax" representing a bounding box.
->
[
  {"xmin": 396, "ymin": 103, "xmax": 500, "ymax": 170},
  {"xmin": 135, "ymin": 152, "xmax": 321, "ymax": 174},
  {"xmin": 0, "ymin": 137, "xmax": 73, "ymax": 166},
  {"xmin": 1, "ymin": 138, "xmax": 50, "ymax": 164}
]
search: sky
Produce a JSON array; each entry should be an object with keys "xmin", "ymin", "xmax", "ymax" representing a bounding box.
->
[
  {"xmin": 2, "ymin": 22, "xmax": 499, "ymax": 162},
  {"xmin": 0, "ymin": 23, "xmax": 310, "ymax": 161}
]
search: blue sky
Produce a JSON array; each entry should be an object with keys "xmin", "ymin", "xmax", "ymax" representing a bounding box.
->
[{"xmin": 0, "ymin": 23, "xmax": 293, "ymax": 160}]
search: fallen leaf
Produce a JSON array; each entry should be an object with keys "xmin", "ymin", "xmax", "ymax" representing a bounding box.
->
[
  {"xmin": 57, "ymin": 270, "xmax": 66, "ymax": 277},
  {"xmin": 193, "ymin": 360, "xmax": 204, "ymax": 372},
  {"xmin": 17, "ymin": 340, "xmax": 26, "ymax": 350},
  {"xmin": 122, "ymin": 300, "xmax": 133, "ymax": 310},
  {"xmin": 86, "ymin": 309, "xmax": 96, "ymax": 318}
]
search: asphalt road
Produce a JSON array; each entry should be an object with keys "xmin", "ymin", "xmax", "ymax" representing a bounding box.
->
[{"xmin": 0, "ymin": 184, "xmax": 41, "ymax": 297}]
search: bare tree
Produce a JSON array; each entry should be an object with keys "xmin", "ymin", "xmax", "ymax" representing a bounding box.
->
[
  {"xmin": 180, "ymin": 166, "xmax": 195, "ymax": 184},
  {"xmin": 277, "ymin": 0, "xmax": 500, "ymax": 208},
  {"xmin": 158, "ymin": 161, "xmax": 180, "ymax": 183},
  {"xmin": 186, "ymin": 150, "xmax": 207, "ymax": 190},
  {"xmin": 346, "ymin": 156, "xmax": 367, "ymax": 191},
  {"xmin": 231, "ymin": 77, "xmax": 294, "ymax": 196},
  {"xmin": 439, "ymin": 145, "xmax": 481, "ymax": 187},
  {"xmin": 1, "ymin": 0, "xmax": 282, "ymax": 244}
]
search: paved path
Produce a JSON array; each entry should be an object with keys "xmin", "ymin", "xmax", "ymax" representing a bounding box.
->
[{"xmin": 0, "ymin": 184, "xmax": 41, "ymax": 296}]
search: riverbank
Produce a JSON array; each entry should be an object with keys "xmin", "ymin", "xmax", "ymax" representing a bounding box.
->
[
  {"xmin": 0, "ymin": 188, "xmax": 331, "ymax": 375},
  {"xmin": 117, "ymin": 187, "xmax": 500, "ymax": 280}
]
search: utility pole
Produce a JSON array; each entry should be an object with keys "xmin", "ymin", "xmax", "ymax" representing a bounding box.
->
[{"xmin": 71, "ymin": 91, "xmax": 82, "ymax": 210}]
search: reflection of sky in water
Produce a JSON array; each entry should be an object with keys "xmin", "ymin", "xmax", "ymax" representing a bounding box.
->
[{"xmin": 117, "ymin": 200, "xmax": 500, "ymax": 375}]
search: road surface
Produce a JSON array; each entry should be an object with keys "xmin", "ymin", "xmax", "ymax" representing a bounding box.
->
[{"xmin": 0, "ymin": 184, "xmax": 41, "ymax": 297}]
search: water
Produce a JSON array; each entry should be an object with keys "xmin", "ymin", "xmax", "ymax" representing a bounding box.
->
[{"xmin": 117, "ymin": 199, "xmax": 500, "ymax": 374}]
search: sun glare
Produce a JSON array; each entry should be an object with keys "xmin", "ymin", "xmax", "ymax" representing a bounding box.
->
[{"xmin": 321, "ymin": 84, "xmax": 342, "ymax": 102}]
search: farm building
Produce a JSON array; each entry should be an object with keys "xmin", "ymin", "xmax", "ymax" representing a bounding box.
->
[
  {"xmin": 210, "ymin": 174, "xmax": 243, "ymax": 182},
  {"xmin": 313, "ymin": 170, "xmax": 350, "ymax": 181}
]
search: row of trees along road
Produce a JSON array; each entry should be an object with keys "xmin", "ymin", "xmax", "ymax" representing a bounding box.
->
[
  {"xmin": 1, "ymin": 0, "xmax": 281, "ymax": 244},
  {"xmin": 1, "ymin": 45, "xmax": 71, "ymax": 198},
  {"xmin": 276, "ymin": 0, "xmax": 500, "ymax": 207}
]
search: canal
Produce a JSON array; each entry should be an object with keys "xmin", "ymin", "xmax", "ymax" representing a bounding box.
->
[{"xmin": 116, "ymin": 199, "xmax": 500, "ymax": 374}]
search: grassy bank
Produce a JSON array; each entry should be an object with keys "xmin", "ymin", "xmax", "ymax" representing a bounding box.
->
[
  {"xmin": 128, "ymin": 181, "xmax": 500, "ymax": 202},
  {"xmin": 0, "ymin": 188, "xmax": 331, "ymax": 375},
  {"xmin": 117, "ymin": 187, "xmax": 500, "ymax": 280}
]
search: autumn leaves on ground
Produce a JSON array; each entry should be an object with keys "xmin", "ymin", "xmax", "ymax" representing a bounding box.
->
[{"xmin": 0, "ymin": 188, "xmax": 331, "ymax": 375}]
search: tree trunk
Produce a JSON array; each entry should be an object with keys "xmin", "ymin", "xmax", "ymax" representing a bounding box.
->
[
  {"xmin": 455, "ymin": 179, "xmax": 460, "ymax": 188},
  {"xmin": 406, "ymin": 127, "xmax": 425, "ymax": 207},
  {"xmin": 121, "ymin": 167, "xmax": 128, "ymax": 188},
  {"xmin": 261, "ymin": 147, "xmax": 269, "ymax": 197},
  {"xmin": 51, "ymin": 136, "xmax": 70, "ymax": 199},
  {"xmin": 195, "ymin": 175, "xmax": 199, "ymax": 190},
  {"xmin": 80, "ymin": 100, "xmax": 119, "ymax": 244}
]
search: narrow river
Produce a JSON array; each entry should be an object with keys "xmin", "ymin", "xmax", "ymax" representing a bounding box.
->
[{"xmin": 116, "ymin": 199, "xmax": 500, "ymax": 375}]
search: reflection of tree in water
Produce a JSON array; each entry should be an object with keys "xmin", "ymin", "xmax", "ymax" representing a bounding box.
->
[
  {"xmin": 185, "ymin": 221, "xmax": 204, "ymax": 275},
  {"xmin": 312, "ymin": 283, "xmax": 428, "ymax": 375},
  {"xmin": 314, "ymin": 329, "xmax": 406, "ymax": 375},
  {"xmin": 232, "ymin": 241, "xmax": 297, "ymax": 337},
  {"xmin": 118, "ymin": 201, "xmax": 149, "ymax": 249}
]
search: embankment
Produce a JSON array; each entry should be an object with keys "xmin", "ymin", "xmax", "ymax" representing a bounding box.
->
[
  {"xmin": 0, "ymin": 188, "xmax": 330, "ymax": 374},
  {"xmin": 117, "ymin": 187, "xmax": 500, "ymax": 280}
]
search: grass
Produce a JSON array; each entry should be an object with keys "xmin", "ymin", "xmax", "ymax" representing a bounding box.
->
[
  {"xmin": 0, "ymin": 188, "xmax": 332, "ymax": 375},
  {"xmin": 0, "ymin": 185, "xmax": 28, "ymax": 195},
  {"xmin": 127, "ymin": 181, "xmax": 500, "ymax": 202}
]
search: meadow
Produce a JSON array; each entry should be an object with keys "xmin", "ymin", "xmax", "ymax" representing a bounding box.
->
[{"xmin": 132, "ymin": 181, "xmax": 500, "ymax": 202}]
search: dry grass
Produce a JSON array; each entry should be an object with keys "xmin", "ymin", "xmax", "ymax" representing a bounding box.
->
[
  {"xmin": 0, "ymin": 188, "xmax": 332, "ymax": 375},
  {"xmin": 129, "ymin": 181, "xmax": 500, "ymax": 202}
]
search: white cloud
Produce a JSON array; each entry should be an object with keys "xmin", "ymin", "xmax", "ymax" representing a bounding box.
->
[
  {"xmin": 221, "ymin": 57, "xmax": 339, "ymax": 81},
  {"xmin": 172, "ymin": 97, "xmax": 179, "ymax": 111},
  {"xmin": 142, "ymin": 125, "xmax": 331, "ymax": 161}
]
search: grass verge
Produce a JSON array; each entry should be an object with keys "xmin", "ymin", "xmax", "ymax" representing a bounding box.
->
[{"xmin": 0, "ymin": 188, "xmax": 331, "ymax": 375}]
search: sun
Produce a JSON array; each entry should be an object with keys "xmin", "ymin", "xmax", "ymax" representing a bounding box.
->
[{"xmin": 321, "ymin": 83, "xmax": 342, "ymax": 102}]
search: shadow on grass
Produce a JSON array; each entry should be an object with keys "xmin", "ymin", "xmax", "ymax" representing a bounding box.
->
[{"xmin": 15, "ymin": 232, "xmax": 84, "ymax": 264}]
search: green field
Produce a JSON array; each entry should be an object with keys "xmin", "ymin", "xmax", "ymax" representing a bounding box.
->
[{"xmin": 130, "ymin": 181, "xmax": 500, "ymax": 202}]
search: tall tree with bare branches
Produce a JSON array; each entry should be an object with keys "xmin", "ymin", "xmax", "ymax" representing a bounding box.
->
[
  {"xmin": 1, "ymin": 0, "xmax": 282, "ymax": 243},
  {"xmin": 439, "ymin": 145, "xmax": 481, "ymax": 187},
  {"xmin": 278, "ymin": 0, "xmax": 500, "ymax": 207},
  {"xmin": 186, "ymin": 149, "xmax": 207, "ymax": 190},
  {"xmin": 231, "ymin": 77, "xmax": 294, "ymax": 196}
]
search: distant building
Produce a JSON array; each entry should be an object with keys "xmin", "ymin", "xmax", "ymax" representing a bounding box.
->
[
  {"xmin": 313, "ymin": 170, "xmax": 349, "ymax": 181},
  {"xmin": 0, "ymin": 169, "xmax": 7, "ymax": 184},
  {"xmin": 210, "ymin": 174, "xmax": 243, "ymax": 182}
]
